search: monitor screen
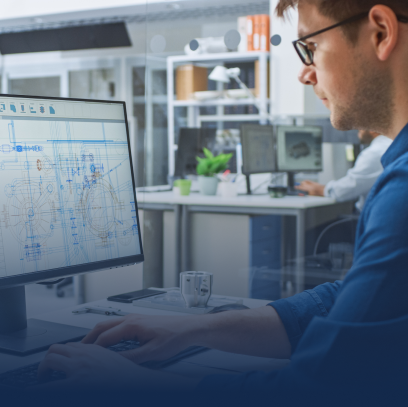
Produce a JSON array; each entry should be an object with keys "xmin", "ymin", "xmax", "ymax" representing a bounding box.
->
[
  {"xmin": 276, "ymin": 125, "xmax": 323, "ymax": 172},
  {"xmin": 0, "ymin": 95, "xmax": 143, "ymax": 287},
  {"xmin": 241, "ymin": 124, "xmax": 276, "ymax": 175},
  {"xmin": 175, "ymin": 128, "xmax": 216, "ymax": 178}
]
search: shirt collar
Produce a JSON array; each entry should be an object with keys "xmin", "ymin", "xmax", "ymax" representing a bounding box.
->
[{"xmin": 381, "ymin": 123, "xmax": 408, "ymax": 168}]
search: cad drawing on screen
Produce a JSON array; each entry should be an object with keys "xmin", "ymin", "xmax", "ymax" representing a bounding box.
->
[{"xmin": 0, "ymin": 113, "xmax": 139, "ymax": 279}]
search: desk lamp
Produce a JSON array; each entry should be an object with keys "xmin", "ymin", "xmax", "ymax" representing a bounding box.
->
[{"xmin": 208, "ymin": 66, "xmax": 269, "ymax": 118}]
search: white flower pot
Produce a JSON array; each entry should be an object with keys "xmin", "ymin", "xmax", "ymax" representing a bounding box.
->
[{"xmin": 198, "ymin": 176, "xmax": 219, "ymax": 196}]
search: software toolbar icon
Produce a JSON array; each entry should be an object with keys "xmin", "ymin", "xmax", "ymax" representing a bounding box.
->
[{"xmin": 40, "ymin": 106, "xmax": 45, "ymax": 114}]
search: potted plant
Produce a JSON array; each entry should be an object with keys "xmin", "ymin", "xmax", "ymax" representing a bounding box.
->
[{"xmin": 196, "ymin": 148, "xmax": 233, "ymax": 195}]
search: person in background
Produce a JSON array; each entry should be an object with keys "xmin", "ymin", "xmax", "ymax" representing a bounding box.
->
[{"xmin": 296, "ymin": 130, "xmax": 392, "ymax": 210}]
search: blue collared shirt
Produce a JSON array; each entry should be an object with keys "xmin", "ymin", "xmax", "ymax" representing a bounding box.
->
[{"xmin": 199, "ymin": 123, "xmax": 408, "ymax": 406}]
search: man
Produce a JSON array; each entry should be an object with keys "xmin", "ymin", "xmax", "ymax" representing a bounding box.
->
[
  {"xmin": 36, "ymin": 2, "xmax": 408, "ymax": 406},
  {"xmin": 296, "ymin": 130, "xmax": 392, "ymax": 211}
]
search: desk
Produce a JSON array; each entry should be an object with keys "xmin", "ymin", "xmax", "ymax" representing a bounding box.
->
[
  {"xmin": 137, "ymin": 192, "xmax": 353, "ymax": 293},
  {"xmin": 0, "ymin": 295, "xmax": 289, "ymax": 381}
]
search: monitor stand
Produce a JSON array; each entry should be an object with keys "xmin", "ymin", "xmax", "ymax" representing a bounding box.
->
[
  {"xmin": 0, "ymin": 286, "xmax": 90, "ymax": 356},
  {"xmin": 286, "ymin": 172, "xmax": 309, "ymax": 197},
  {"xmin": 245, "ymin": 175, "xmax": 252, "ymax": 195}
]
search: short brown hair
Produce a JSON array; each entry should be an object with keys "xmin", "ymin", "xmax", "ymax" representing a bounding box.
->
[{"xmin": 276, "ymin": 0, "xmax": 408, "ymax": 41}]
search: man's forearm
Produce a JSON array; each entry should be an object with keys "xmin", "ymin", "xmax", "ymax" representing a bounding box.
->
[{"xmin": 189, "ymin": 306, "xmax": 291, "ymax": 359}]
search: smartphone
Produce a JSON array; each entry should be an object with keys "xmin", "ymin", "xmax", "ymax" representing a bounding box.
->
[{"xmin": 107, "ymin": 289, "xmax": 164, "ymax": 303}]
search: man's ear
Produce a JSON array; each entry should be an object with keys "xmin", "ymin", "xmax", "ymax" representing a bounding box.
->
[{"xmin": 368, "ymin": 5, "xmax": 399, "ymax": 61}]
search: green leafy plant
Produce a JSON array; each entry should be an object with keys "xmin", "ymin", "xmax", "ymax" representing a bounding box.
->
[{"xmin": 196, "ymin": 148, "xmax": 233, "ymax": 177}]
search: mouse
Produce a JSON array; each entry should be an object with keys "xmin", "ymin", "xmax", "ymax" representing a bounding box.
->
[{"xmin": 208, "ymin": 303, "xmax": 250, "ymax": 314}]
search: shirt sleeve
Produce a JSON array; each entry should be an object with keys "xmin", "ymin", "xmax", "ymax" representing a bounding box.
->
[
  {"xmin": 324, "ymin": 146, "xmax": 385, "ymax": 202},
  {"xmin": 268, "ymin": 281, "xmax": 342, "ymax": 352}
]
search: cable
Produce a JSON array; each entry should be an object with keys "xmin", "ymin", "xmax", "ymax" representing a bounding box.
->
[{"xmin": 313, "ymin": 218, "xmax": 354, "ymax": 257}]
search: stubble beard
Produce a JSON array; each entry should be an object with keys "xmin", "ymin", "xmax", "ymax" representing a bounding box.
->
[{"xmin": 329, "ymin": 59, "xmax": 395, "ymax": 134}]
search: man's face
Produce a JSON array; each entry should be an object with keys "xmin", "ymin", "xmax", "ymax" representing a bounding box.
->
[{"xmin": 297, "ymin": 3, "xmax": 395, "ymax": 133}]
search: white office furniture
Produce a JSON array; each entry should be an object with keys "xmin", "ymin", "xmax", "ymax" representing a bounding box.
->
[
  {"xmin": 166, "ymin": 52, "xmax": 270, "ymax": 176},
  {"xmin": 137, "ymin": 192, "xmax": 353, "ymax": 294}
]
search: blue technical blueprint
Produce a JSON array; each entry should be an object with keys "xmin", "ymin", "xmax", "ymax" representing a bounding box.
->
[{"xmin": 0, "ymin": 116, "xmax": 141, "ymax": 278}]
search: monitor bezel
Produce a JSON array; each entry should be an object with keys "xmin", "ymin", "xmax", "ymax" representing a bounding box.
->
[
  {"xmin": 240, "ymin": 124, "xmax": 277, "ymax": 175},
  {"xmin": 275, "ymin": 125, "xmax": 324, "ymax": 173},
  {"xmin": 0, "ymin": 93, "xmax": 144, "ymax": 289}
]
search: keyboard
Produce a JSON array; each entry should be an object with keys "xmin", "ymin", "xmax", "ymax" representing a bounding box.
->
[{"xmin": 0, "ymin": 340, "xmax": 207, "ymax": 390}]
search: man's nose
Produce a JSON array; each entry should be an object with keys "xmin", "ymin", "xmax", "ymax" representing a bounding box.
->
[{"xmin": 298, "ymin": 64, "xmax": 317, "ymax": 86}]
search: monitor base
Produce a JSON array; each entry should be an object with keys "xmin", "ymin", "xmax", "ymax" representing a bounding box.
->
[{"xmin": 0, "ymin": 319, "xmax": 90, "ymax": 356}]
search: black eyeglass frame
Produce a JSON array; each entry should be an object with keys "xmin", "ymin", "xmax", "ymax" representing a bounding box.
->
[{"xmin": 293, "ymin": 11, "xmax": 408, "ymax": 66}]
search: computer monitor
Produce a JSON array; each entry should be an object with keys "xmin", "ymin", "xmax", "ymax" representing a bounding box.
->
[
  {"xmin": 174, "ymin": 128, "xmax": 216, "ymax": 178},
  {"xmin": 0, "ymin": 94, "xmax": 144, "ymax": 355},
  {"xmin": 240, "ymin": 124, "xmax": 276, "ymax": 194},
  {"xmin": 276, "ymin": 125, "xmax": 323, "ymax": 193}
]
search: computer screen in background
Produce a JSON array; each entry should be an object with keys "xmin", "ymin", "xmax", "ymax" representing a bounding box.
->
[
  {"xmin": 0, "ymin": 95, "xmax": 143, "ymax": 355},
  {"xmin": 241, "ymin": 124, "xmax": 276, "ymax": 175},
  {"xmin": 174, "ymin": 128, "xmax": 216, "ymax": 178},
  {"xmin": 240, "ymin": 124, "xmax": 276, "ymax": 194},
  {"xmin": 276, "ymin": 125, "xmax": 323, "ymax": 194}
]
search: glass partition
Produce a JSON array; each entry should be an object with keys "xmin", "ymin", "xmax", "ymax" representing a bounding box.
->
[
  {"xmin": 69, "ymin": 69, "xmax": 115, "ymax": 100},
  {"xmin": 9, "ymin": 76, "xmax": 60, "ymax": 98},
  {"xmin": 141, "ymin": 0, "xmax": 357, "ymax": 302}
]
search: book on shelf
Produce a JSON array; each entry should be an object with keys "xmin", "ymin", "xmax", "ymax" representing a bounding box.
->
[
  {"xmin": 246, "ymin": 16, "xmax": 254, "ymax": 51},
  {"xmin": 260, "ymin": 14, "xmax": 270, "ymax": 52},
  {"xmin": 238, "ymin": 16, "xmax": 248, "ymax": 53},
  {"xmin": 253, "ymin": 15, "xmax": 262, "ymax": 51},
  {"xmin": 239, "ymin": 14, "xmax": 270, "ymax": 52}
]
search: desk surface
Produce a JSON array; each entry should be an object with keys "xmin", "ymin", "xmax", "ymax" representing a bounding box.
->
[
  {"xmin": 137, "ymin": 191, "xmax": 337, "ymax": 209},
  {"xmin": 0, "ymin": 296, "xmax": 290, "ymax": 381}
]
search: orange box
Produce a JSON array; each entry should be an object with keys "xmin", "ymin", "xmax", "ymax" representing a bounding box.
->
[
  {"xmin": 253, "ymin": 15, "xmax": 262, "ymax": 51},
  {"xmin": 176, "ymin": 65, "xmax": 208, "ymax": 100},
  {"xmin": 260, "ymin": 14, "xmax": 270, "ymax": 52},
  {"xmin": 247, "ymin": 16, "xmax": 254, "ymax": 51}
]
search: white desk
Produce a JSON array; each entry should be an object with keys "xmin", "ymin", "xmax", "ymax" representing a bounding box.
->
[
  {"xmin": 136, "ymin": 191, "xmax": 353, "ymax": 292},
  {"xmin": 0, "ymin": 296, "xmax": 290, "ymax": 381}
]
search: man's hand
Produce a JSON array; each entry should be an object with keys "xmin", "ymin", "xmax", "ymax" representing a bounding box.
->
[
  {"xmin": 296, "ymin": 180, "xmax": 325, "ymax": 196},
  {"xmin": 82, "ymin": 307, "xmax": 291, "ymax": 362},
  {"xmin": 34, "ymin": 342, "xmax": 199, "ymax": 392},
  {"xmin": 82, "ymin": 314, "xmax": 201, "ymax": 364},
  {"xmin": 37, "ymin": 342, "xmax": 144, "ymax": 389}
]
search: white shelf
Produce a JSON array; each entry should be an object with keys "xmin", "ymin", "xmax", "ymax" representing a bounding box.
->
[
  {"xmin": 167, "ymin": 51, "xmax": 270, "ymax": 176},
  {"xmin": 167, "ymin": 51, "xmax": 270, "ymax": 64},
  {"xmin": 173, "ymin": 98, "xmax": 270, "ymax": 107}
]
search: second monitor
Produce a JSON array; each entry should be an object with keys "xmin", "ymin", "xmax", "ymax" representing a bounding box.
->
[
  {"xmin": 240, "ymin": 124, "xmax": 323, "ymax": 195},
  {"xmin": 276, "ymin": 125, "xmax": 323, "ymax": 194}
]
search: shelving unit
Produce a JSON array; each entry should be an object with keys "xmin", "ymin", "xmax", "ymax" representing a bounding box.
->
[{"xmin": 167, "ymin": 51, "xmax": 270, "ymax": 176}]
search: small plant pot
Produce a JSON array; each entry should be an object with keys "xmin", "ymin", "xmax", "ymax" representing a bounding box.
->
[
  {"xmin": 178, "ymin": 180, "xmax": 192, "ymax": 196},
  {"xmin": 198, "ymin": 176, "xmax": 219, "ymax": 196}
]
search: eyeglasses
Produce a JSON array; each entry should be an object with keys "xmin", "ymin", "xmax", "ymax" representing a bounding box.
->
[{"xmin": 293, "ymin": 11, "xmax": 408, "ymax": 66}]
